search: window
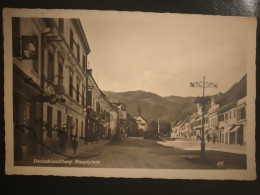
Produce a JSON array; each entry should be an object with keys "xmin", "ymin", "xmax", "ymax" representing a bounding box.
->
[
  {"xmin": 233, "ymin": 109, "xmax": 236, "ymax": 118},
  {"xmin": 69, "ymin": 70, "xmax": 73, "ymax": 97},
  {"xmin": 58, "ymin": 18, "xmax": 64, "ymax": 33},
  {"xmin": 240, "ymin": 107, "xmax": 246, "ymax": 119},
  {"xmin": 96, "ymin": 102, "xmax": 100, "ymax": 113},
  {"xmin": 76, "ymin": 118, "xmax": 78, "ymax": 135},
  {"xmin": 82, "ymin": 85, "xmax": 85, "ymax": 106},
  {"xmin": 12, "ymin": 17, "xmax": 21, "ymax": 57},
  {"xmin": 48, "ymin": 51, "xmax": 54, "ymax": 82},
  {"xmin": 77, "ymin": 44, "xmax": 80, "ymax": 62},
  {"xmin": 81, "ymin": 121, "xmax": 83, "ymax": 137},
  {"xmin": 76, "ymin": 78, "xmax": 80, "ymax": 102},
  {"xmin": 47, "ymin": 106, "xmax": 53, "ymax": 137},
  {"xmin": 224, "ymin": 113, "xmax": 228, "ymax": 120},
  {"xmin": 58, "ymin": 62, "xmax": 63, "ymax": 85},
  {"xmin": 58, "ymin": 54, "xmax": 63, "ymax": 85},
  {"xmin": 219, "ymin": 114, "xmax": 224, "ymax": 122},
  {"xmin": 82, "ymin": 55, "xmax": 86, "ymax": 72},
  {"xmin": 70, "ymin": 29, "xmax": 73, "ymax": 50},
  {"xmin": 87, "ymin": 90, "xmax": 92, "ymax": 106}
]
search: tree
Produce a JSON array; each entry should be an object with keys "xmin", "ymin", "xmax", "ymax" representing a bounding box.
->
[
  {"xmin": 144, "ymin": 120, "xmax": 159, "ymax": 139},
  {"xmin": 147, "ymin": 120, "xmax": 158, "ymax": 134},
  {"xmin": 159, "ymin": 120, "xmax": 171, "ymax": 136}
]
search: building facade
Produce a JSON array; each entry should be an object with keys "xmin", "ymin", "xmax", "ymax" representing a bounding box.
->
[
  {"xmin": 12, "ymin": 17, "xmax": 121, "ymax": 162},
  {"xmin": 12, "ymin": 17, "xmax": 91, "ymax": 160},
  {"xmin": 86, "ymin": 70, "xmax": 119, "ymax": 141},
  {"xmin": 171, "ymin": 79, "xmax": 247, "ymax": 145}
]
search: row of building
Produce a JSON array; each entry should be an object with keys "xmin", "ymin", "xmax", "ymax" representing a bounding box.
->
[
  {"xmin": 171, "ymin": 75, "xmax": 247, "ymax": 145},
  {"xmin": 12, "ymin": 17, "xmax": 145, "ymax": 161}
]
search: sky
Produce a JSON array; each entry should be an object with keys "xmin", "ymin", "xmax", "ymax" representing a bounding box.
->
[{"xmin": 81, "ymin": 10, "xmax": 256, "ymax": 97}]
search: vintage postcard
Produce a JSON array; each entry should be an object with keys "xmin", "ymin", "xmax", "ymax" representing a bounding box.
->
[{"xmin": 3, "ymin": 8, "xmax": 257, "ymax": 180}]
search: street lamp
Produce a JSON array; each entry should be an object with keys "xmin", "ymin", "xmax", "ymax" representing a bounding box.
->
[{"xmin": 190, "ymin": 76, "xmax": 217, "ymax": 159}]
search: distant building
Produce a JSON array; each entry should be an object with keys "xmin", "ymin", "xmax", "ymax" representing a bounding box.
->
[
  {"xmin": 112, "ymin": 103, "xmax": 128, "ymax": 136},
  {"xmin": 86, "ymin": 70, "xmax": 119, "ymax": 141},
  {"xmin": 177, "ymin": 75, "xmax": 247, "ymax": 145},
  {"xmin": 218, "ymin": 96, "xmax": 246, "ymax": 145},
  {"xmin": 134, "ymin": 115, "xmax": 148, "ymax": 135}
]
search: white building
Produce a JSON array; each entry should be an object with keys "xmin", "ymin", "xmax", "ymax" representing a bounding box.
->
[{"xmin": 134, "ymin": 115, "xmax": 148, "ymax": 133}]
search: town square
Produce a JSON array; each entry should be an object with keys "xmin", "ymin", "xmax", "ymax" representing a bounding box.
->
[{"xmin": 3, "ymin": 9, "xmax": 256, "ymax": 179}]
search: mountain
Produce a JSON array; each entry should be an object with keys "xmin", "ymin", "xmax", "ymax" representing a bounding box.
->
[
  {"xmin": 103, "ymin": 90, "xmax": 197, "ymax": 122},
  {"xmin": 221, "ymin": 74, "xmax": 247, "ymax": 103},
  {"xmin": 103, "ymin": 74, "xmax": 246, "ymax": 122}
]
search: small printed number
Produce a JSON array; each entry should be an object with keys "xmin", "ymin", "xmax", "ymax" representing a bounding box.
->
[{"xmin": 217, "ymin": 161, "xmax": 224, "ymax": 166}]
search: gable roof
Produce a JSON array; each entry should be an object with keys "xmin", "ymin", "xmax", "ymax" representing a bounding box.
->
[
  {"xmin": 218, "ymin": 100, "xmax": 237, "ymax": 113},
  {"xmin": 135, "ymin": 115, "xmax": 148, "ymax": 123}
]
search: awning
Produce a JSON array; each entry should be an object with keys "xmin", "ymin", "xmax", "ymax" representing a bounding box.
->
[
  {"xmin": 229, "ymin": 125, "xmax": 242, "ymax": 133},
  {"xmin": 219, "ymin": 127, "xmax": 224, "ymax": 131},
  {"xmin": 224, "ymin": 125, "xmax": 234, "ymax": 133}
]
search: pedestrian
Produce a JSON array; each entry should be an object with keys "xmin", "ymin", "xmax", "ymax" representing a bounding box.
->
[
  {"xmin": 71, "ymin": 135, "xmax": 78, "ymax": 155},
  {"xmin": 213, "ymin": 134, "xmax": 216, "ymax": 144},
  {"xmin": 207, "ymin": 134, "xmax": 211, "ymax": 142}
]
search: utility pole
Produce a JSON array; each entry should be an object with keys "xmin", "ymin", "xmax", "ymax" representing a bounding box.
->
[
  {"xmin": 190, "ymin": 76, "xmax": 217, "ymax": 159},
  {"xmin": 158, "ymin": 118, "xmax": 160, "ymax": 136}
]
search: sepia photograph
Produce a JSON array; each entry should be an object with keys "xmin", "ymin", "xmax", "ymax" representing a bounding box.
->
[{"xmin": 3, "ymin": 8, "xmax": 257, "ymax": 180}]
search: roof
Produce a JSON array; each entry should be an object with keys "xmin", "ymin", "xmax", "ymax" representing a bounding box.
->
[
  {"xmin": 218, "ymin": 100, "xmax": 237, "ymax": 113},
  {"xmin": 135, "ymin": 115, "xmax": 148, "ymax": 123}
]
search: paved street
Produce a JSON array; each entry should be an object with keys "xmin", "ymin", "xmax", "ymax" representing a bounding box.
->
[
  {"xmin": 157, "ymin": 138, "xmax": 246, "ymax": 154},
  {"xmin": 19, "ymin": 137, "xmax": 247, "ymax": 169}
]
